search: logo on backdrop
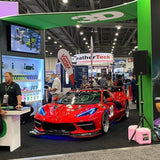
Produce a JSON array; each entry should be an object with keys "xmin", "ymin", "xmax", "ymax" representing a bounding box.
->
[
  {"xmin": 72, "ymin": 11, "xmax": 124, "ymax": 23},
  {"xmin": 75, "ymin": 53, "xmax": 114, "ymax": 65},
  {"xmin": 58, "ymin": 49, "xmax": 75, "ymax": 86}
]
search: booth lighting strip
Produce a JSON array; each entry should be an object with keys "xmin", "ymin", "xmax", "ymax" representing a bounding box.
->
[
  {"xmin": 111, "ymin": 25, "xmax": 121, "ymax": 54},
  {"xmin": 128, "ymin": 46, "xmax": 138, "ymax": 55}
]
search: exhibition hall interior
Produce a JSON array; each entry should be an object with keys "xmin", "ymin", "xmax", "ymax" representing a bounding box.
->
[{"xmin": 0, "ymin": 0, "xmax": 160, "ymax": 160}]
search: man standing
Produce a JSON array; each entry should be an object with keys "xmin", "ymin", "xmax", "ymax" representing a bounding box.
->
[
  {"xmin": 47, "ymin": 73, "xmax": 61, "ymax": 101},
  {"xmin": 0, "ymin": 72, "xmax": 23, "ymax": 109},
  {"xmin": 99, "ymin": 73, "xmax": 106, "ymax": 88}
]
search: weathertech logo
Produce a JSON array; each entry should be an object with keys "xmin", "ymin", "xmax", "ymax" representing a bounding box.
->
[
  {"xmin": 76, "ymin": 55, "xmax": 110, "ymax": 60},
  {"xmin": 61, "ymin": 54, "xmax": 72, "ymax": 69}
]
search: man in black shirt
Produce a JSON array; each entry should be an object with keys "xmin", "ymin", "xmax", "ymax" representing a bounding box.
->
[{"xmin": 0, "ymin": 72, "xmax": 22, "ymax": 109}]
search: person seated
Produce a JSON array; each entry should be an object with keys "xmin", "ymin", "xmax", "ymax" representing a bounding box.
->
[{"xmin": 80, "ymin": 76, "xmax": 89, "ymax": 88}]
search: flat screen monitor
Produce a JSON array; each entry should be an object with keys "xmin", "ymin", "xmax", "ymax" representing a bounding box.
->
[{"xmin": 11, "ymin": 24, "xmax": 41, "ymax": 54}]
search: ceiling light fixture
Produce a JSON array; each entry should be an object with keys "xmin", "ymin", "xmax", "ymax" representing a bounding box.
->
[
  {"xmin": 80, "ymin": 31, "xmax": 84, "ymax": 35},
  {"xmin": 114, "ymin": 38, "xmax": 117, "ymax": 41},
  {"xmin": 45, "ymin": 50, "xmax": 48, "ymax": 52},
  {"xmin": 115, "ymin": 33, "xmax": 119, "ymax": 36},
  {"xmin": 48, "ymin": 36, "xmax": 51, "ymax": 40},
  {"xmin": 116, "ymin": 25, "xmax": 121, "ymax": 30},
  {"xmin": 113, "ymin": 42, "xmax": 116, "ymax": 45},
  {"xmin": 85, "ymin": 42, "xmax": 88, "ymax": 45},
  {"xmin": 50, "ymin": 52, "xmax": 53, "ymax": 55},
  {"xmin": 76, "ymin": 25, "xmax": 80, "ymax": 28},
  {"xmin": 134, "ymin": 46, "xmax": 138, "ymax": 49},
  {"xmin": 87, "ymin": 45, "xmax": 90, "ymax": 48},
  {"xmin": 112, "ymin": 46, "xmax": 115, "ymax": 49},
  {"xmin": 62, "ymin": 0, "xmax": 68, "ymax": 3},
  {"xmin": 54, "ymin": 41, "xmax": 57, "ymax": 44},
  {"xmin": 59, "ymin": 45, "xmax": 62, "ymax": 48},
  {"xmin": 83, "ymin": 37, "xmax": 86, "ymax": 41}
]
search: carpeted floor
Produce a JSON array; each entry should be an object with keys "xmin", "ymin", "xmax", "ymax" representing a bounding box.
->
[{"xmin": 0, "ymin": 109, "xmax": 151, "ymax": 160}]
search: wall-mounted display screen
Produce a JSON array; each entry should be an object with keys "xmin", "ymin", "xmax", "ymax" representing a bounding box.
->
[{"xmin": 11, "ymin": 24, "xmax": 41, "ymax": 54}]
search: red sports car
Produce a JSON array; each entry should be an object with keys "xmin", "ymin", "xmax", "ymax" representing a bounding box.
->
[{"xmin": 30, "ymin": 88, "xmax": 129, "ymax": 138}]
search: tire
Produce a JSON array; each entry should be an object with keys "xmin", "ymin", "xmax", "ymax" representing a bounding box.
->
[
  {"xmin": 124, "ymin": 102, "xmax": 129, "ymax": 119},
  {"xmin": 101, "ymin": 112, "xmax": 109, "ymax": 134}
]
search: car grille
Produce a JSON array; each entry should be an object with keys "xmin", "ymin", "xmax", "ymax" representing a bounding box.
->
[
  {"xmin": 42, "ymin": 122, "xmax": 77, "ymax": 131},
  {"xmin": 34, "ymin": 119, "xmax": 42, "ymax": 128},
  {"xmin": 77, "ymin": 121, "xmax": 96, "ymax": 130}
]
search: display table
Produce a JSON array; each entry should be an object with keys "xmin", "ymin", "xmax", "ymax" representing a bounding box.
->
[{"xmin": 0, "ymin": 107, "xmax": 30, "ymax": 152}]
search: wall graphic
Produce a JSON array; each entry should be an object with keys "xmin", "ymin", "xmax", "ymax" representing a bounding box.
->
[{"xmin": 115, "ymin": 59, "xmax": 126, "ymax": 68}]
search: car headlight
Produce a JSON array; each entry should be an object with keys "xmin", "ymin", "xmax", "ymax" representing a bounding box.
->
[
  {"xmin": 38, "ymin": 107, "xmax": 46, "ymax": 116},
  {"xmin": 76, "ymin": 108, "xmax": 98, "ymax": 117}
]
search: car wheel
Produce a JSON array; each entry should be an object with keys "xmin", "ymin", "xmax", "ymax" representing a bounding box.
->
[
  {"xmin": 125, "ymin": 102, "xmax": 129, "ymax": 119},
  {"xmin": 101, "ymin": 112, "xmax": 109, "ymax": 134}
]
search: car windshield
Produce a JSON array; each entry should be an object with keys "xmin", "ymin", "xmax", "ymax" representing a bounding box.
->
[{"xmin": 58, "ymin": 91, "xmax": 101, "ymax": 105}]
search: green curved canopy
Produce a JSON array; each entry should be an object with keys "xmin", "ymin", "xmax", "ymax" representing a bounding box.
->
[{"xmin": 0, "ymin": 0, "xmax": 137, "ymax": 29}]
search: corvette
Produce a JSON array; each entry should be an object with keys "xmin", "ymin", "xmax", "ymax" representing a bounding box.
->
[{"xmin": 30, "ymin": 88, "xmax": 129, "ymax": 138}]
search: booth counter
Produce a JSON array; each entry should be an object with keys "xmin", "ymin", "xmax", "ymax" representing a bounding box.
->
[{"xmin": 0, "ymin": 107, "xmax": 30, "ymax": 152}]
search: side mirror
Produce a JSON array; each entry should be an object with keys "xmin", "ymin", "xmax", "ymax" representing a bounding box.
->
[
  {"xmin": 53, "ymin": 96, "xmax": 58, "ymax": 102},
  {"xmin": 106, "ymin": 97, "xmax": 113, "ymax": 102}
]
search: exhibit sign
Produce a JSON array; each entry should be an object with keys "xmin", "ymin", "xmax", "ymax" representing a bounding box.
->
[
  {"xmin": 0, "ymin": 1, "xmax": 137, "ymax": 29},
  {"xmin": 76, "ymin": 53, "xmax": 114, "ymax": 65},
  {"xmin": 58, "ymin": 49, "xmax": 75, "ymax": 86}
]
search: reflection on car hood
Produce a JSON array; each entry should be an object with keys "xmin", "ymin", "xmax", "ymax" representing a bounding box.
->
[{"xmin": 43, "ymin": 103, "xmax": 99, "ymax": 122}]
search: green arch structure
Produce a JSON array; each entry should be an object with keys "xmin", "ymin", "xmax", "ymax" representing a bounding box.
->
[{"xmin": 0, "ymin": 0, "xmax": 137, "ymax": 29}]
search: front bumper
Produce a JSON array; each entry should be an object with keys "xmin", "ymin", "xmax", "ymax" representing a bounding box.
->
[
  {"xmin": 31, "ymin": 118, "xmax": 102, "ymax": 138},
  {"xmin": 29, "ymin": 128, "xmax": 102, "ymax": 138}
]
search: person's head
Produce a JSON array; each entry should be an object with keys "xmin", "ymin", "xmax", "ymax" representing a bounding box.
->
[
  {"xmin": 118, "ymin": 75, "xmax": 122, "ymax": 80},
  {"xmin": 133, "ymin": 75, "xmax": 136, "ymax": 79},
  {"xmin": 51, "ymin": 73, "xmax": 57, "ymax": 80},
  {"xmin": 83, "ymin": 76, "xmax": 87, "ymax": 81},
  {"xmin": 101, "ymin": 73, "xmax": 105, "ymax": 78},
  {"xmin": 46, "ymin": 77, "xmax": 51, "ymax": 82},
  {"xmin": 5, "ymin": 72, "xmax": 13, "ymax": 84},
  {"xmin": 107, "ymin": 76, "xmax": 112, "ymax": 81}
]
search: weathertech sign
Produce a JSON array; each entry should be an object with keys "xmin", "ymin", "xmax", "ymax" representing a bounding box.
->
[{"xmin": 76, "ymin": 53, "xmax": 114, "ymax": 64}]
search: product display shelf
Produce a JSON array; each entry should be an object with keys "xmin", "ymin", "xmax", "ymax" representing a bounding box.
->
[
  {"xmin": 25, "ymin": 100, "xmax": 41, "ymax": 105},
  {"xmin": 21, "ymin": 90, "xmax": 41, "ymax": 94},
  {"xmin": 14, "ymin": 79, "xmax": 41, "ymax": 83}
]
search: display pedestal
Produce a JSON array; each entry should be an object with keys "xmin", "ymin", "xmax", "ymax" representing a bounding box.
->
[{"xmin": 0, "ymin": 107, "xmax": 30, "ymax": 152}]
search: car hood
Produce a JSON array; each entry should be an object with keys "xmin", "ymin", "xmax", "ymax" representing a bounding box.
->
[{"xmin": 41, "ymin": 103, "xmax": 100, "ymax": 123}]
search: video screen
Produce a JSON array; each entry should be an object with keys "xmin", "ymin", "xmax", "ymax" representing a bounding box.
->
[{"xmin": 11, "ymin": 24, "xmax": 41, "ymax": 54}]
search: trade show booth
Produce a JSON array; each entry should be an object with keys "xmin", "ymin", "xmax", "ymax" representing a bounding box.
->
[{"xmin": 1, "ymin": 0, "xmax": 160, "ymax": 159}]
